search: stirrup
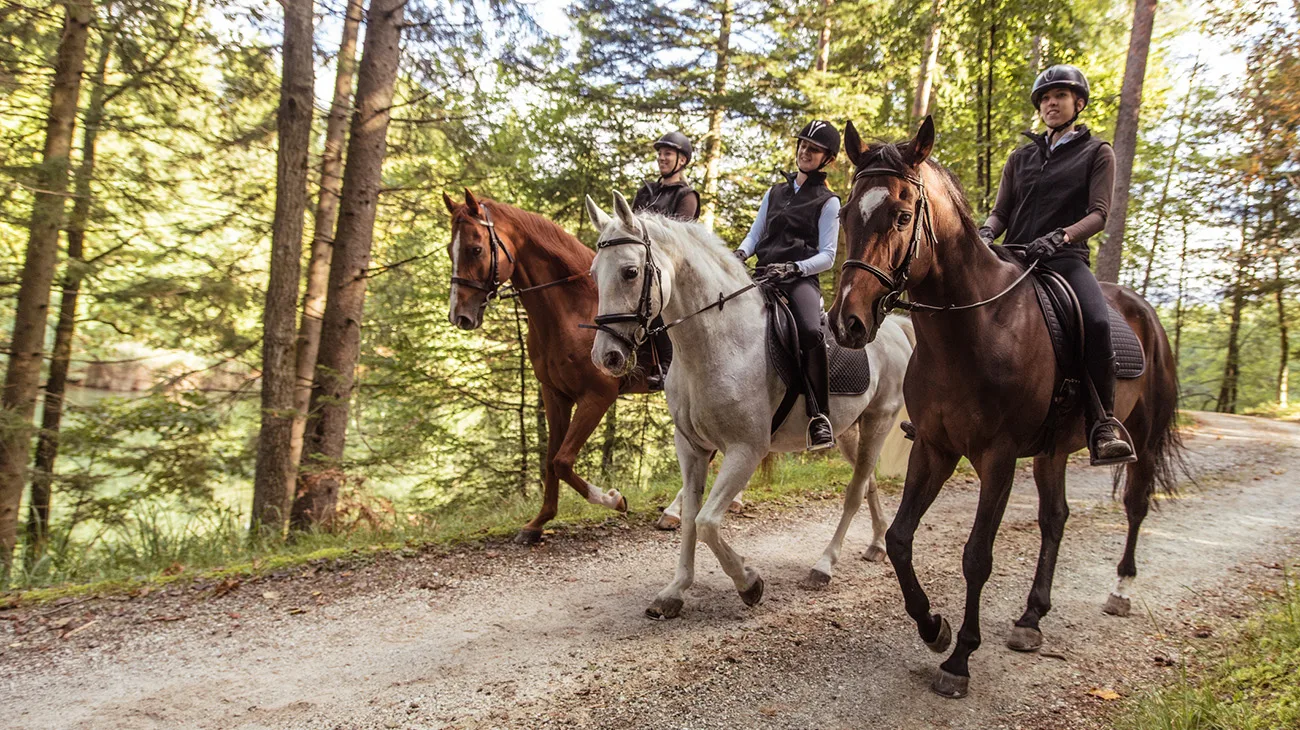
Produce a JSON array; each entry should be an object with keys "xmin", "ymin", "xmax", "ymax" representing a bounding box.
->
[
  {"xmin": 806, "ymin": 413, "xmax": 835, "ymax": 451},
  {"xmin": 1088, "ymin": 417, "xmax": 1136, "ymax": 466}
]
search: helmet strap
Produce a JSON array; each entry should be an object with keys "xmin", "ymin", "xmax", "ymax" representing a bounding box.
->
[{"xmin": 659, "ymin": 152, "xmax": 686, "ymax": 180}]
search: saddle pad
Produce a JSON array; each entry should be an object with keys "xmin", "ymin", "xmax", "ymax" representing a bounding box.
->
[
  {"xmin": 1031, "ymin": 273, "xmax": 1145, "ymax": 380},
  {"xmin": 764, "ymin": 286, "xmax": 872, "ymax": 395}
]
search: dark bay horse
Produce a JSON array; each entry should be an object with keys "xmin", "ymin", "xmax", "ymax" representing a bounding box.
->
[
  {"xmin": 828, "ymin": 118, "xmax": 1185, "ymax": 698},
  {"xmin": 444, "ymin": 190, "xmax": 646, "ymax": 543}
]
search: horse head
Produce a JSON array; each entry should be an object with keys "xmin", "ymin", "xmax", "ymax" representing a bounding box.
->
[
  {"xmin": 443, "ymin": 188, "xmax": 518, "ymax": 330},
  {"xmin": 585, "ymin": 191, "xmax": 674, "ymax": 378},
  {"xmin": 830, "ymin": 116, "xmax": 937, "ymax": 348}
]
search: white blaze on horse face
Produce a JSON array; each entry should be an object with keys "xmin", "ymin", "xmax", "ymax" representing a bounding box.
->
[
  {"xmin": 857, "ymin": 188, "xmax": 890, "ymax": 224},
  {"xmin": 447, "ymin": 230, "xmax": 462, "ymax": 323}
]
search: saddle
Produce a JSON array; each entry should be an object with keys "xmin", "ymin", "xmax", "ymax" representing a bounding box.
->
[{"xmin": 764, "ymin": 283, "xmax": 872, "ymax": 434}]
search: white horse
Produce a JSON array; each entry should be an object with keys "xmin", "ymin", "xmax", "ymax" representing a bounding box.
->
[{"xmin": 585, "ymin": 192, "xmax": 914, "ymax": 618}]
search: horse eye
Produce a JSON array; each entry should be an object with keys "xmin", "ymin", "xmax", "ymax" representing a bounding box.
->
[
  {"xmin": 897, "ymin": 212, "xmax": 913, "ymax": 227},
  {"xmin": 621, "ymin": 266, "xmax": 639, "ymax": 281},
  {"xmin": 471, "ymin": 245, "xmax": 483, "ymax": 257}
]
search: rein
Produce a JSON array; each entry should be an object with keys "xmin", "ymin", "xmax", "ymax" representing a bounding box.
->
[
  {"xmin": 840, "ymin": 165, "xmax": 1036, "ymax": 315},
  {"xmin": 451, "ymin": 204, "xmax": 589, "ymax": 303}
]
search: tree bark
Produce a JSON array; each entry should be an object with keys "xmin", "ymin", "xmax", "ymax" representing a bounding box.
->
[
  {"xmin": 1095, "ymin": 0, "xmax": 1159, "ymax": 283},
  {"xmin": 1173, "ymin": 212, "xmax": 1188, "ymax": 364},
  {"xmin": 911, "ymin": 0, "xmax": 943, "ymax": 121},
  {"xmin": 1216, "ymin": 192, "xmax": 1251, "ymax": 414},
  {"xmin": 982, "ymin": 19, "xmax": 995, "ymax": 211},
  {"xmin": 1275, "ymin": 256, "xmax": 1289, "ymax": 409},
  {"xmin": 1140, "ymin": 59, "xmax": 1200, "ymax": 298},
  {"xmin": 24, "ymin": 26, "xmax": 114, "ymax": 566},
  {"xmin": 251, "ymin": 0, "xmax": 315, "ymax": 535},
  {"xmin": 291, "ymin": 0, "xmax": 404, "ymax": 530},
  {"xmin": 814, "ymin": 0, "xmax": 832, "ymax": 73},
  {"xmin": 0, "ymin": 0, "xmax": 92, "ymax": 578},
  {"xmin": 699, "ymin": 0, "xmax": 732, "ymax": 230},
  {"xmin": 290, "ymin": 0, "xmax": 363, "ymax": 472}
]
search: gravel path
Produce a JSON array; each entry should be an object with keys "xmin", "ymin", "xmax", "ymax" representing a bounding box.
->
[{"xmin": 2, "ymin": 411, "xmax": 1298, "ymax": 730}]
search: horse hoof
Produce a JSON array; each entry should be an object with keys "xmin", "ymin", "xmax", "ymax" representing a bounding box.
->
[
  {"xmin": 1007, "ymin": 626, "xmax": 1043, "ymax": 653},
  {"xmin": 655, "ymin": 513, "xmax": 681, "ymax": 531},
  {"xmin": 931, "ymin": 669, "xmax": 969, "ymax": 699},
  {"xmin": 739, "ymin": 576, "xmax": 765, "ymax": 607},
  {"xmin": 726, "ymin": 500, "xmax": 744, "ymax": 514},
  {"xmin": 863, "ymin": 546, "xmax": 887, "ymax": 563},
  {"xmin": 798, "ymin": 569, "xmax": 831, "ymax": 591},
  {"xmin": 615, "ymin": 493, "xmax": 628, "ymax": 513},
  {"xmin": 1103, "ymin": 593, "xmax": 1131, "ymax": 617},
  {"xmin": 645, "ymin": 597, "xmax": 683, "ymax": 620},
  {"xmin": 925, "ymin": 617, "xmax": 952, "ymax": 654},
  {"xmin": 514, "ymin": 528, "xmax": 543, "ymax": 545}
]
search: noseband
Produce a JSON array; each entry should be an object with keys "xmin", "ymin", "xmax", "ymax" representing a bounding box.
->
[
  {"xmin": 581, "ymin": 223, "xmax": 663, "ymax": 351},
  {"xmin": 450, "ymin": 204, "xmax": 515, "ymax": 300}
]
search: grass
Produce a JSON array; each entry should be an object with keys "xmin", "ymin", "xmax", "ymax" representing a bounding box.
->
[
  {"xmin": 1244, "ymin": 402, "xmax": 1300, "ymax": 423},
  {"xmin": 1114, "ymin": 565, "xmax": 1300, "ymax": 730},
  {"xmin": 4, "ymin": 452, "xmax": 901, "ymax": 606}
]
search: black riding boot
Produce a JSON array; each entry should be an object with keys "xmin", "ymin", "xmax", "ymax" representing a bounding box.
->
[
  {"xmin": 1087, "ymin": 356, "xmax": 1136, "ymax": 465},
  {"xmin": 646, "ymin": 320, "xmax": 672, "ymax": 391},
  {"xmin": 802, "ymin": 341, "xmax": 834, "ymax": 451}
]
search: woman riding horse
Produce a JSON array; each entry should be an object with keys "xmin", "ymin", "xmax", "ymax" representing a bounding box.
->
[
  {"xmin": 734, "ymin": 120, "xmax": 842, "ymax": 451},
  {"xmin": 978, "ymin": 64, "xmax": 1135, "ymax": 465}
]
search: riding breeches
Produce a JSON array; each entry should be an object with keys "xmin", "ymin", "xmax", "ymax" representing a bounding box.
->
[
  {"xmin": 780, "ymin": 276, "xmax": 829, "ymax": 417},
  {"xmin": 1040, "ymin": 254, "xmax": 1116, "ymax": 416}
]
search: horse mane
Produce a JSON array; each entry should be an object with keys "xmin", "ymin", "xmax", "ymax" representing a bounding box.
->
[
  {"xmin": 639, "ymin": 212, "xmax": 751, "ymax": 287},
  {"xmin": 859, "ymin": 142, "xmax": 981, "ymax": 242},
  {"xmin": 468, "ymin": 199, "xmax": 595, "ymax": 272}
]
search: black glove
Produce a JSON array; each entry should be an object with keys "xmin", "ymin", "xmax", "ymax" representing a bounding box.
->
[
  {"xmin": 765, "ymin": 261, "xmax": 801, "ymax": 281},
  {"xmin": 1025, "ymin": 229, "xmax": 1067, "ymax": 263},
  {"xmin": 733, "ymin": 249, "xmax": 749, "ymax": 262},
  {"xmin": 977, "ymin": 226, "xmax": 996, "ymax": 247}
]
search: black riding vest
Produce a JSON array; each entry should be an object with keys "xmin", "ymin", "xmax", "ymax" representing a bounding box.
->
[
  {"xmin": 754, "ymin": 172, "xmax": 838, "ymax": 274},
  {"xmin": 632, "ymin": 180, "xmax": 700, "ymax": 220},
  {"xmin": 1001, "ymin": 127, "xmax": 1108, "ymax": 262}
]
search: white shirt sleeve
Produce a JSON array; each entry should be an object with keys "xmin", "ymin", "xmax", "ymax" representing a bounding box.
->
[
  {"xmin": 737, "ymin": 189, "xmax": 772, "ymax": 258},
  {"xmin": 795, "ymin": 196, "xmax": 841, "ymax": 277}
]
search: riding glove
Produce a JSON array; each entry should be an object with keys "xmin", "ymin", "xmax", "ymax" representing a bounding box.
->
[
  {"xmin": 733, "ymin": 249, "xmax": 749, "ymax": 262},
  {"xmin": 977, "ymin": 226, "xmax": 996, "ymax": 247},
  {"xmin": 1025, "ymin": 229, "xmax": 1067, "ymax": 263},
  {"xmin": 766, "ymin": 262, "xmax": 801, "ymax": 281}
]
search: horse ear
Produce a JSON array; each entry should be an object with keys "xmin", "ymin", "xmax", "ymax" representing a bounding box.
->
[
  {"xmin": 844, "ymin": 120, "xmax": 868, "ymax": 168},
  {"xmin": 612, "ymin": 190, "xmax": 637, "ymax": 230},
  {"xmin": 585, "ymin": 194, "xmax": 612, "ymax": 231},
  {"xmin": 443, "ymin": 191, "xmax": 460, "ymax": 215},
  {"xmin": 907, "ymin": 115, "xmax": 936, "ymax": 166},
  {"xmin": 463, "ymin": 188, "xmax": 482, "ymax": 218}
]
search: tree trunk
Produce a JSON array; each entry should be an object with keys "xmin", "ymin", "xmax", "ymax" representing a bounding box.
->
[
  {"xmin": 1216, "ymin": 193, "xmax": 1251, "ymax": 414},
  {"xmin": 0, "ymin": 1, "xmax": 92, "ymax": 578},
  {"xmin": 1140, "ymin": 59, "xmax": 1200, "ymax": 298},
  {"xmin": 911, "ymin": 0, "xmax": 943, "ymax": 121},
  {"xmin": 814, "ymin": 0, "xmax": 832, "ymax": 73},
  {"xmin": 1275, "ymin": 256, "xmax": 1289, "ymax": 409},
  {"xmin": 514, "ymin": 299, "xmax": 528, "ymax": 496},
  {"xmin": 699, "ymin": 0, "xmax": 732, "ymax": 230},
  {"xmin": 290, "ymin": 0, "xmax": 363, "ymax": 472},
  {"xmin": 291, "ymin": 0, "xmax": 405, "ymax": 530},
  {"xmin": 251, "ymin": 0, "xmax": 315, "ymax": 535},
  {"xmin": 24, "ymin": 26, "xmax": 114, "ymax": 566},
  {"xmin": 1095, "ymin": 0, "xmax": 1159, "ymax": 283},
  {"xmin": 1173, "ymin": 212, "xmax": 1188, "ymax": 364},
  {"xmin": 982, "ymin": 19, "xmax": 995, "ymax": 212}
]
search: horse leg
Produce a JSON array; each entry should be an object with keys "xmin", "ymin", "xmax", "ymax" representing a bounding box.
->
[
  {"xmin": 800, "ymin": 417, "xmax": 889, "ymax": 589},
  {"xmin": 554, "ymin": 392, "xmax": 627, "ymax": 513},
  {"xmin": 885, "ymin": 440, "xmax": 960, "ymax": 649},
  {"xmin": 934, "ymin": 451, "xmax": 1017, "ymax": 699},
  {"xmin": 1009, "ymin": 452, "xmax": 1070, "ymax": 652},
  {"xmin": 1107, "ymin": 455, "xmax": 1154, "ymax": 617},
  {"xmin": 517, "ymin": 385, "xmax": 572, "ymax": 544},
  {"xmin": 657, "ymin": 489, "xmax": 684, "ymax": 530},
  {"xmin": 695, "ymin": 444, "xmax": 766, "ymax": 606},
  {"xmin": 647, "ymin": 429, "xmax": 710, "ymax": 619}
]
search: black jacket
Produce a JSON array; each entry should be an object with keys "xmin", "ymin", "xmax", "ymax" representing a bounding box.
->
[
  {"xmin": 999, "ymin": 127, "xmax": 1110, "ymax": 262},
  {"xmin": 754, "ymin": 171, "xmax": 838, "ymax": 274},
  {"xmin": 632, "ymin": 180, "xmax": 700, "ymax": 221}
]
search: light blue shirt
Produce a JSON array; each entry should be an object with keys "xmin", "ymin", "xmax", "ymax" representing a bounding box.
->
[{"xmin": 736, "ymin": 181, "xmax": 841, "ymax": 277}]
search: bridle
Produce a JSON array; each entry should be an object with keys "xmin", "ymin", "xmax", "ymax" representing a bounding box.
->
[
  {"xmin": 580, "ymin": 222, "xmax": 663, "ymax": 351},
  {"xmin": 450, "ymin": 204, "xmax": 588, "ymax": 303},
  {"xmin": 840, "ymin": 163, "xmax": 1037, "ymax": 321}
]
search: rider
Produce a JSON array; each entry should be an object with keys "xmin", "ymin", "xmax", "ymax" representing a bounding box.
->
[
  {"xmin": 734, "ymin": 120, "xmax": 842, "ymax": 451},
  {"xmin": 978, "ymin": 64, "xmax": 1135, "ymax": 465},
  {"xmin": 633, "ymin": 132, "xmax": 700, "ymax": 389},
  {"xmin": 633, "ymin": 131, "xmax": 701, "ymax": 221}
]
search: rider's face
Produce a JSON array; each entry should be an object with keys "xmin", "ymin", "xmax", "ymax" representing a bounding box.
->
[
  {"xmin": 1039, "ymin": 89, "xmax": 1082, "ymax": 128},
  {"xmin": 657, "ymin": 148, "xmax": 681, "ymax": 176},
  {"xmin": 797, "ymin": 140, "xmax": 829, "ymax": 172}
]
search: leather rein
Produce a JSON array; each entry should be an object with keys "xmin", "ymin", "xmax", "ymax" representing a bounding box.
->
[
  {"xmin": 840, "ymin": 165, "xmax": 1037, "ymax": 317},
  {"xmin": 450, "ymin": 204, "xmax": 588, "ymax": 303}
]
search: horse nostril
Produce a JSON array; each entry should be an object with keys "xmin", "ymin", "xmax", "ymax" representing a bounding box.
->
[
  {"xmin": 456, "ymin": 315, "xmax": 475, "ymax": 330},
  {"xmin": 846, "ymin": 315, "xmax": 867, "ymax": 338},
  {"xmin": 602, "ymin": 350, "xmax": 624, "ymax": 370}
]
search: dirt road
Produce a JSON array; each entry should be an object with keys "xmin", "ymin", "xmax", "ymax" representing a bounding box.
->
[{"xmin": 3, "ymin": 412, "xmax": 1298, "ymax": 729}]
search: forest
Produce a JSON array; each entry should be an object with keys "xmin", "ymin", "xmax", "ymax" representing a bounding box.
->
[{"xmin": 0, "ymin": 0, "xmax": 1295, "ymax": 588}]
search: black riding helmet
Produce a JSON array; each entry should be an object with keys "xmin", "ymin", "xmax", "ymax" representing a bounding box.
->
[
  {"xmin": 795, "ymin": 120, "xmax": 840, "ymax": 168},
  {"xmin": 1031, "ymin": 65, "xmax": 1091, "ymax": 109},
  {"xmin": 653, "ymin": 131, "xmax": 693, "ymax": 164}
]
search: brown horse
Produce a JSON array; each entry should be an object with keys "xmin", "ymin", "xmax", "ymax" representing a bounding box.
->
[
  {"xmin": 828, "ymin": 118, "xmax": 1185, "ymax": 699},
  {"xmin": 444, "ymin": 190, "xmax": 644, "ymax": 543}
]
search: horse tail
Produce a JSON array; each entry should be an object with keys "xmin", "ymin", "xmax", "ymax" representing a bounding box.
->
[{"xmin": 1112, "ymin": 313, "xmax": 1192, "ymax": 504}]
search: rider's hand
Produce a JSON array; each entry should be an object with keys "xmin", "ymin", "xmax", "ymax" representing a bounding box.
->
[
  {"xmin": 1025, "ymin": 229, "xmax": 1066, "ymax": 263},
  {"xmin": 977, "ymin": 226, "xmax": 996, "ymax": 247},
  {"xmin": 768, "ymin": 262, "xmax": 801, "ymax": 281},
  {"xmin": 733, "ymin": 249, "xmax": 749, "ymax": 262}
]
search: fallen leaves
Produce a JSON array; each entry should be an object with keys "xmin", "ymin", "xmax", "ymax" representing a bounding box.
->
[{"xmin": 1087, "ymin": 688, "xmax": 1121, "ymax": 701}]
